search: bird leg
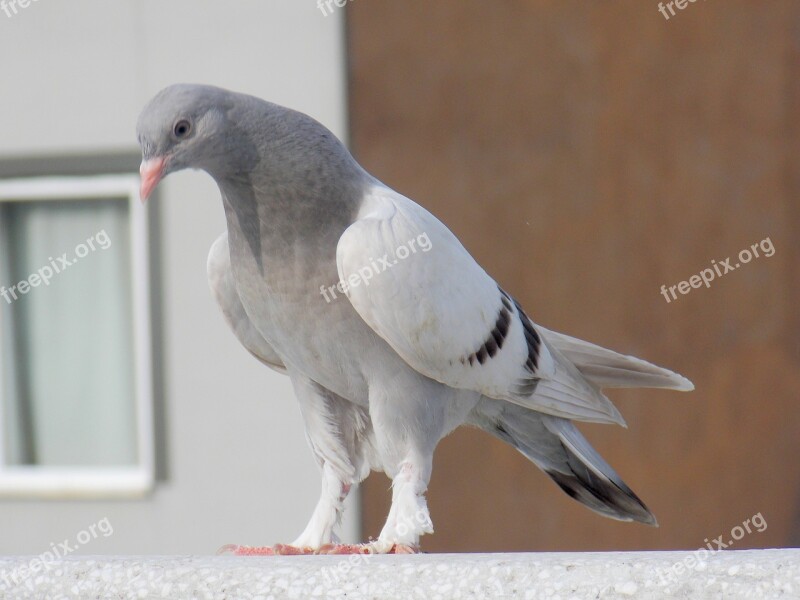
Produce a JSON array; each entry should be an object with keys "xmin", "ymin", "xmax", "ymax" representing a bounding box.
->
[
  {"xmin": 220, "ymin": 462, "xmax": 430, "ymax": 556},
  {"xmin": 371, "ymin": 461, "xmax": 433, "ymax": 553},
  {"xmin": 290, "ymin": 465, "xmax": 350, "ymax": 549}
]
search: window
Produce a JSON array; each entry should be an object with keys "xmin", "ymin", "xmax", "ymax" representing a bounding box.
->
[{"xmin": 0, "ymin": 174, "xmax": 154, "ymax": 497}]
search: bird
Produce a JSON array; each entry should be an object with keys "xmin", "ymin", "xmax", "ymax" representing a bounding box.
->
[{"xmin": 137, "ymin": 84, "xmax": 693, "ymax": 555}]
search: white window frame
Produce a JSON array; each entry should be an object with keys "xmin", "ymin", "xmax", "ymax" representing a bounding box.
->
[{"xmin": 0, "ymin": 175, "xmax": 154, "ymax": 498}]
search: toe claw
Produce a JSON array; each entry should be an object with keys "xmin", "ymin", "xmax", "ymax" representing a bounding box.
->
[
  {"xmin": 273, "ymin": 544, "xmax": 312, "ymax": 555},
  {"xmin": 221, "ymin": 545, "xmax": 279, "ymax": 556},
  {"xmin": 316, "ymin": 543, "xmax": 337, "ymax": 555},
  {"xmin": 317, "ymin": 544, "xmax": 371, "ymax": 555},
  {"xmin": 217, "ymin": 544, "xmax": 242, "ymax": 556},
  {"xmin": 390, "ymin": 544, "xmax": 420, "ymax": 554}
]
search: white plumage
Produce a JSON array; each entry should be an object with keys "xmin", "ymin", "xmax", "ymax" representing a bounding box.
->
[{"xmin": 138, "ymin": 84, "xmax": 694, "ymax": 554}]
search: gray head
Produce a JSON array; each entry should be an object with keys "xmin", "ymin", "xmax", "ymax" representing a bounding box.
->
[
  {"xmin": 136, "ymin": 83, "xmax": 366, "ymax": 205},
  {"xmin": 136, "ymin": 84, "xmax": 264, "ymax": 201}
]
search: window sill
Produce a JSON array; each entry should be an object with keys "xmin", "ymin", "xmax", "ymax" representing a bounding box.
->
[{"xmin": 0, "ymin": 467, "xmax": 153, "ymax": 499}]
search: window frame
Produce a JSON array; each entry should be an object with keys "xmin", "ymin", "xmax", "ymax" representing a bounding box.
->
[{"xmin": 0, "ymin": 174, "xmax": 154, "ymax": 498}]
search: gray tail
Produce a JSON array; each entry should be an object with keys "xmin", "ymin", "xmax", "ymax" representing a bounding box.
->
[{"xmin": 473, "ymin": 400, "xmax": 657, "ymax": 526}]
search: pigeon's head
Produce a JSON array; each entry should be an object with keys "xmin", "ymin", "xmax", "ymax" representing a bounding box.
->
[{"xmin": 136, "ymin": 84, "xmax": 255, "ymax": 201}]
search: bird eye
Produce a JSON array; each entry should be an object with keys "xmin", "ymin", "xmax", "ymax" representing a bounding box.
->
[{"xmin": 173, "ymin": 119, "xmax": 192, "ymax": 139}]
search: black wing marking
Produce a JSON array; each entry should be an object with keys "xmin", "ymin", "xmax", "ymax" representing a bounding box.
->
[
  {"xmin": 455, "ymin": 288, "xmax": 544, "ymax": 399},
  {"xmin": 510, "ymin": 295, "xmax": 542, "ymax": 397},
  {"xmin": 460, "ymin": 288, "xmax": 513, "ymax": 366}
]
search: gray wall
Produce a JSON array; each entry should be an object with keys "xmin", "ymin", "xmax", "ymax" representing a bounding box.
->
[{"xmin": 0, "ymin": 0, "xmax": 357, "ymax": 554}]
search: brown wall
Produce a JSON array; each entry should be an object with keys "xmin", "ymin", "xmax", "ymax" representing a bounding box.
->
[{"xmin": 348, "ymin": 1, "xmax": 800, "ymax": 552}]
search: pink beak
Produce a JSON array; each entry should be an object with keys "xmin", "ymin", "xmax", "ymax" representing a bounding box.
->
[{"xmin": 139, "ymin": 157, "xmax": 167, "ymax": 202}]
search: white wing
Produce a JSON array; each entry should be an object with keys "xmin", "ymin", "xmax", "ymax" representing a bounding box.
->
[
  {"xmin": 336, "ymin": 186, "xmax": 624, "ymax": 425},
  {"xmin": 208, "ymin": 232, "xmax": 286, "ymax": 373}
]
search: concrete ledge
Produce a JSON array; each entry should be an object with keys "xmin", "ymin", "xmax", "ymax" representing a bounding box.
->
[{"xmin": 0, "ymin": 549, "xmax": 797, "ymax": 599}]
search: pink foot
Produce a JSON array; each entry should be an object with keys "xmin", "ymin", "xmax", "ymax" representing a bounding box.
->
[
  {"xmin": 218, "ymin": 542, "xmax": 422, "ymax": 556},
  {"xmin": 390, "ymin": 544, "xmax": 419, "ymax": 554},
  {"xmin": 317, "ymin": 543, "xmax": 373, "ymax": 555},
  {"xmin": 318, "ymin": 542, "xmax": 420, "ymax": 555},
  {"xmin": 217, "ymin": 544, "xmax": 316, "ymax": 556}
]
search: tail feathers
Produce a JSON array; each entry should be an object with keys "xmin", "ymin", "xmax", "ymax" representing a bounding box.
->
[
  {"xmin": 538, "ymin": 327, "xmax": 694, "ymax": 392},
  {"xmin": 542, "ymin": 415, "xmax": 657, "ymax": 525},
  {"xmin": 473, "ymin": 400, "xmax": 657, "ymax": 526}
]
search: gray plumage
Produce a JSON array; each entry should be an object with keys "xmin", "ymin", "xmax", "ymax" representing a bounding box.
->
[{"xmin": 137, "ymin": 84, "xmax": 693, "ymax": 552}]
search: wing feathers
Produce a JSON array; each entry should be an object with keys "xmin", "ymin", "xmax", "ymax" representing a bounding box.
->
[
  {"xmin": 460, "ymin": 290, "xmax": 513, "ymax": 366},
  {"xmin": 539, "ymin": 327, "xmax": 694, "ymax": 391},
  {"xmin": 337, "ymin": 186, "xmax": 631, "ymax": 425}
]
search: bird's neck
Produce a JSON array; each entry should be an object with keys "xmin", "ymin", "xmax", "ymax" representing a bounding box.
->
[{"xmin": 217, "ymin": 170, "xmax": 367, "ymax": 273}]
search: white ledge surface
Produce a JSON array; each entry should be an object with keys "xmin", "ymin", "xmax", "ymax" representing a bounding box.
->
[{"xmin": 0, "ymin": 549, "xmax": 798, "ymax": 599}]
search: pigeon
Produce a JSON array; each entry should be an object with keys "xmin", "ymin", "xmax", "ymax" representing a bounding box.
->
[{"xmin": 137, "ymin": 84, "xmax": 693, "ymax": 555}]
